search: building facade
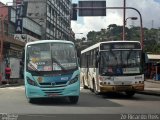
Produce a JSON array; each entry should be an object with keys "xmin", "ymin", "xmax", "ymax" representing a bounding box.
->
[
  {"xmin": 0, "ymin": 2, "xmax": 42, "ymax": 80},
  {"xmin": 20, "ymin": 0, "xmax": 74, "ymax": 40},
  {"xmin": 0, "ymin": 0, "xmax": 75, "ymax": 81}
]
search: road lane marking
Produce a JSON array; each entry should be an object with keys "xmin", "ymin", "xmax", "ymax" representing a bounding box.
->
[{"xmin": 0, "ymin": 86, "xmax": 25, "ymax": 90}]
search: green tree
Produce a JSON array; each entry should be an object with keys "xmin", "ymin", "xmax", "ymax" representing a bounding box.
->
[{"xmin": 85, "ymin": 24, "xmax": 160, "ymax": 54}]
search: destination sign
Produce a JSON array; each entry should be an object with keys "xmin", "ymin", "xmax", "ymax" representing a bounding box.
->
[{"xmin": 100, "ymin": 42, "xmax": 141, "ymax": 50}]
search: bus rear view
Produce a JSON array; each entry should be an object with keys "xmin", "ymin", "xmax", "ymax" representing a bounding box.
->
[{"xmin": 24, "ymin": 40, "xmax": 80, "ymax": 104}]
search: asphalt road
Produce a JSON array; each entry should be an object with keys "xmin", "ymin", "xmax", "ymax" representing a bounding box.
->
[{"xmin": 0, "ymin": 86, "xmax": 160, "ymax": 120}]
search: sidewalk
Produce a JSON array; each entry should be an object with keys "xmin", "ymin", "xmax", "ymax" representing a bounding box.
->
[
  {"xmin": 137, "ymin": 79, "xmax": 160, "ymax": 96},
  {"xmin": 0, "ymin": 79, "xmax": 24, "ymax": 88}
]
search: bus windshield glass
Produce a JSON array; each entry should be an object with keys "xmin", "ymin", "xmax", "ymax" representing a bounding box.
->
[
  {"xmin": 27, "ymin": 43, "xmax": 77, "ymax": 72},
  {"xmin": 100, "ymin": 50, "xmax": 142, "ymax": 75}
]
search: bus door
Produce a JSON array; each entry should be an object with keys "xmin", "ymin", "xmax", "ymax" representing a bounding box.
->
[
  {"xmin": 86, "ymin": 53, "xmax": 90, "ymax": 87},
  {"xmin": 86, "ymin": 55, "xmax": 89, "ymax": 80}
]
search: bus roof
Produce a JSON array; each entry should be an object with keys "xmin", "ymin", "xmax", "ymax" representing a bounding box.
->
[
  {"xmin": 81, "ymin": 41, "xmax": 141, "ymax": 54},
  {"xmin": 26, "ymin": 40, "xmax": 74, "ymax": 46}
]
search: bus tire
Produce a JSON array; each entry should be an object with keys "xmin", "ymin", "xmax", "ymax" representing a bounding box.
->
[
  {"xmin": 90, "ymin": 88, "xmax": 94, "ymax": 92},
  {"xmin": 125, "ymin": 91, "xmax": 135, "ymax": 97},
  {"xmin": 83, "ymin": 79, "xmax": 88, "ymax": 89},
  {"xmin": 93, "ymin": 81, "xmax": 100, "ymax": 95},
  {"xmin": 69, "ymin": 96, "xmax": 79, "ymax": 104},
  {"xmin": 28, "ymin": 98, "xmax": 36, "ymax": 103}
]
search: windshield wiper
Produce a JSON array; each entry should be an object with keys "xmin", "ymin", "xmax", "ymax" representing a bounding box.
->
[
  {"xmin": 27, "ymin": 62, "xmax": 41, "ymax": 75},
  {"xmin": 126, "ymin": 49, "xmax": 133, "ymax": 65},
  {"xmin": 52, "ymin": 57, "xmax": 66, "ymax": 70},
  {"xmin": 110, "ymin": 50, "xmax": 118, "ymax": 66}
]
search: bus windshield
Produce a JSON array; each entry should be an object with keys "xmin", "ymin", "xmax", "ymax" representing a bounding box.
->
[
  {"xmin": 100, "ymin": 50, "xmax": 142, "ymax": 75},
  {"xmin": 27, "ymin": 43, "xmax": 77, "ymax": 72}
]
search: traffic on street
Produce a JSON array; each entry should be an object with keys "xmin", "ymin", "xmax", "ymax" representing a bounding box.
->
[{"xmin": 0, "ymin": 0, "xmax": 160, "ymax": 120}]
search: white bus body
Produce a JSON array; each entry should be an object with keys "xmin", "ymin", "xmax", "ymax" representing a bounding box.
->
[{"xmin": 80, "ymin": 41, "xmax": 144, "ymax": 96}]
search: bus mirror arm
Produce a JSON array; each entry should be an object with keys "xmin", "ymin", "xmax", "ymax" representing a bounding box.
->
[
  {"xmin": 142, "ymin": 52, "xmax": 146, "ymax": 73},
  {"xmin": 78, "ymin": 58, "xmax": 80, "ymax": 66},
  {"xmin": 142, "ymin": 52, "xmax": 145, "ymax": 63},
  {"xmin": 95, "ymin": 55, "xmax": 100, "ymax": 68}
]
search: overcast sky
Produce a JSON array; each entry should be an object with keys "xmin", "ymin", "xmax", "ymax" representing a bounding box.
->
[
  {"xmin": 1, "ymin": 0, "xmax": 160, "ymax": 39},
  {"xmin": 72, "ymin": 0, "xmax": 160, "ymax": 38}
]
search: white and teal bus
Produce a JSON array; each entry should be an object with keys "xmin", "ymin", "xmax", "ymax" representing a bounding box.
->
[
  {"xmin": 24, "ymin": 40, "xmax": 80, "ymax": 103},
  {"xmin": 80, "ymin": 41, "xmax": 145, "ymax": 96}
]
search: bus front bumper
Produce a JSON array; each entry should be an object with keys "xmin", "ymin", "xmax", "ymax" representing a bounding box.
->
[
  {"xmin": 25, "ymin": 82, "xmax": 80, "ymax": 98},
  {"xmin": 100, "ymin": 84, "xmax": 144, "ymax": 93}
]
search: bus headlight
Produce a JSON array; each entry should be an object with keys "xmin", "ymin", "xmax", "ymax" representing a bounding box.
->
[
  {"xmin": 68, "ymin": 75, "xmax": 79, "ymax": 85},
  {"xmin": 27, "ymin": 77, "xmax": 38, "ymax": 86},
  {"xmin": 99, "ymin": 76, "xmax": 104, "ymax": 81}
]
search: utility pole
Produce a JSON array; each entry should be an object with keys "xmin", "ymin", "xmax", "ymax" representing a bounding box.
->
[{"xmin": 123, "ymin": 0, "xmax": 126, "ymax": 41}]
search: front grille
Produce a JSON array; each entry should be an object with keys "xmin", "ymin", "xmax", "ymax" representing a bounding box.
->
[
  {"xmin": 39, "ymin": 83, "xmax": 51, "ymax": 86},
  {"xmin": 115, "ymin": 85, "xmax": 132, "ymax": 91},
  {"xmin": 114, "ymin": 81, "xmax": 132, "ymax": 85},
  {"xmin": 39, "ymin": 81, "xmax": 68, "ymax": 88},
  {"xmin": 42, "ymin": 89, "xmax": 64, "ymax": 95}
]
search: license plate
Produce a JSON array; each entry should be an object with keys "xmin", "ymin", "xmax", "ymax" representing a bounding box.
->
[
  {"xmin": 48, "ymin": 93, "xmax": 59, "ymax": 97},
  {"xmin": 116, "ymin": 86, "xmax": 131, "ymax": 91}
]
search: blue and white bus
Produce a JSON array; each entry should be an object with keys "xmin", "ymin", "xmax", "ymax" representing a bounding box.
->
[
  {"xmin": 24, "ymin": 40, "xmax": 80, "ymax": 103},
  {"xmin": 80, "ymin": 41, "xmax": 145, "ymax": 97}
]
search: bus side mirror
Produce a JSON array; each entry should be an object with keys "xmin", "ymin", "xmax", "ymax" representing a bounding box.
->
[
  {"xmin": 78, "ymin": 58, "xmax": 80, "ymax": 66},
  {"xmin": 95, "ymin": 51, "xmax": 100, "ymax": 68},
  {"xmin": 142, "ymin": 52, "xmax": 147, "ymax": 73},
  {"xmin": 20, "ymin": 61, "xmax": 24, "ymax": 66},
  {"xmin": 95, "ymin": 61, "xmax": 99, "ymax": 68},
  {"xmin": 142, "ymin": 52, "xmax": 147, "ymax": 64}
]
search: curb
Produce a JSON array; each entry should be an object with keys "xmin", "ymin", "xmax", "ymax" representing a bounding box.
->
[
  {"xmin": 0, "ymin": 79, "xmax": 24, "ymax": 88},
  {"xmin": 145, "ymin": 80, "xmax": 160, "ymax": 84},
  {"xmin": 137, "ymin": 90, "xmax": 160, "ymax": 96},
  {"xmin": 0, "ymin": 83, "xmax": 24, "ymax": 88}
]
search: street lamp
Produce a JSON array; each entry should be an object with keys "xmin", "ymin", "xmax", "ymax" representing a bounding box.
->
[
  {"xmin": 123, "ymin": 17, "xmax": 138, "ymax": 40},
  {"xmin": 125, "ymin": 17, "xmax": 138, "ymax": 25}
]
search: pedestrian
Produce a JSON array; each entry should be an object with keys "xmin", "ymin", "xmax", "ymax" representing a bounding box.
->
[
  {"xmin": 0, "ymin": 73, "xmax": 2, "ymax": 85},
  {"xmin": 5, "ymin": 64, "xmax": 11, "ymax": 85}
]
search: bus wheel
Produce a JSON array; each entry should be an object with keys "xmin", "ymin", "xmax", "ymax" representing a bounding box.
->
[
  {"xmin": 69, "ymin": 96, "xmax": 79, "ymax": 104},
  {"xmin": 83, "ymin": 79, "xmax": 88, "ymax": 89},
  {"xmin": 90, "ymin": 88, "xmax": 94, "ymax": 92},
  {"xmin": 93, "ymin": 82, "xmax": 100, "ymax": 95},
  {"xmin": 125, "ymin": 91, "xmax": 135, "ymax": 97},
  {"xmin": 28, "ymin": 98, "xmax": 36, "ymax": 103}
]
